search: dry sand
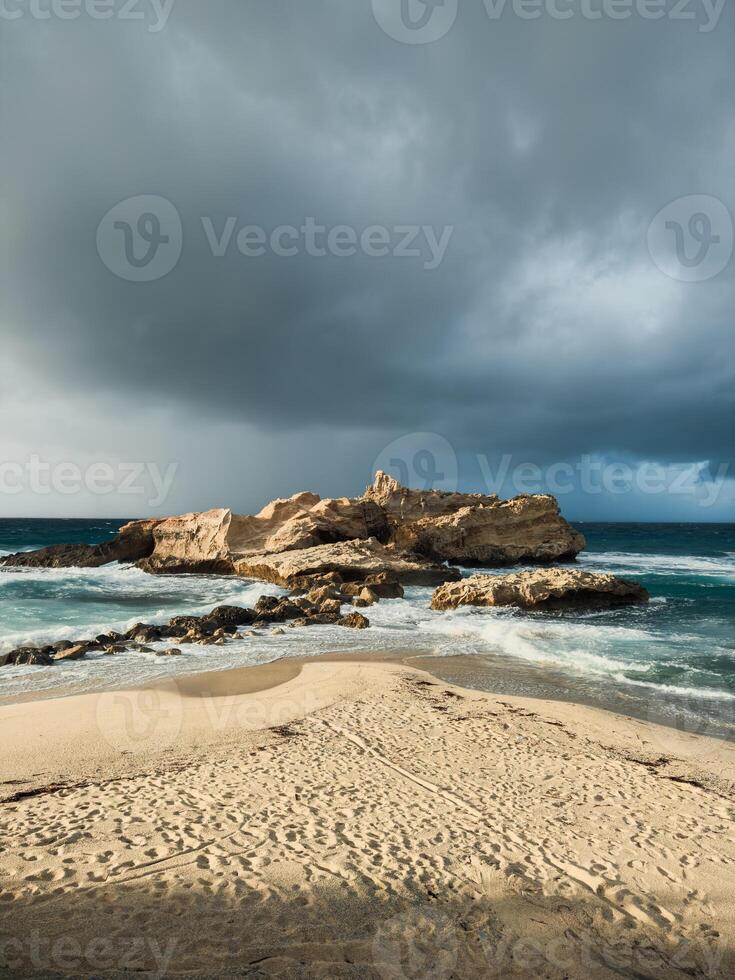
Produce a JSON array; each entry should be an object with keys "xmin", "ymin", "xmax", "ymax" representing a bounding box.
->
[{"xmin": 0, "ymin": 656, "xmax": 734, "ymax": 978}]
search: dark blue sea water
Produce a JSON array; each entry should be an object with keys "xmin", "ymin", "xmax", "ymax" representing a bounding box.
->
[
  {"xmin": 1, "ymin": 519, "xmax": 733, "ymax": 737},
  {"xmin": 0, "ymin": 518, "xmax": 127, "ymax": 554}
]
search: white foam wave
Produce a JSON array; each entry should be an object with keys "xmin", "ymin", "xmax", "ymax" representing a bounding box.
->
[
  {"xmin": 1, "ymin": 560, "xmax": 732, "ymax": 707},
  {"xmin": 609, "ymin": 675, "xmax": 735, "ymax": 702},
  {"xmin": 578, "ymin": 550, "xmax": 735, "ymax": 579},
  {"xmin": 0, "ymin": 563, "xmax": 283, "ymax": 654}
]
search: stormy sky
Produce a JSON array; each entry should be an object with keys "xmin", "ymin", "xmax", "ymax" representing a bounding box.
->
[{"xmin": 1, "ymin": 0, "xmax": 733, "ymax": 520}]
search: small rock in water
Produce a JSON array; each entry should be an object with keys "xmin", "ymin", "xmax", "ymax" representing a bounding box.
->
[
  {"xmin": 363, "ymin": 573, "xmax": 404, "ymax": 599},
  {"xmin": 431, "ymin": 568, "xmax": 650, "ymax": 611},
  {"xmin": 338, "ymin": 612, "xmax": 370, "ymax": 630},
  {"xmin": 156, "ymin": 648, "xmax": 183, "ymax": 657},
  {"xmin": 53, "ymin": 644, "xmax": 89, "ymax": 663}
]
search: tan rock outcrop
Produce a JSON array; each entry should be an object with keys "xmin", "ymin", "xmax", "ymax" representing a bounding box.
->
[
  {"xmin": 227, "ymin": 494, "xmax": 388, "ymax": 555},
  {"xmin": 52, "ymin": 644, "xmax": 89, "ymax": 662},
  {"xmin": 431, "ymin": 569, "xmax": 649, "ymax": 611},
  {"xmin": 364, "ymin": 470, "xmax": 495, "ymax": 525},
  {"xmin": 138, "ymin": 509, "xmax": 236, "ymax": 574},
  {"xmin": 234, "ymin": 538, "xmax": 457, "ymax": 587},
  {"xmin": 391, "ymin": 494, "xmax": 586, "ymax": 566},
  {"xmin": 2, "ymin": 471, "xmax": 585, "ymax": 583},
  {"xmin": 137, "ymin": 494, "xmax": 390, "ymax": 574},
  {"xmin": 362, "ymin": 471, "xmax": 585, "ymax": 565}
]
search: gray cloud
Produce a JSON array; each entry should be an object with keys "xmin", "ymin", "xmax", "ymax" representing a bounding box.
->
[{"xmin": 1, "ymin": 1, "xmax": 733, "ymax": 517}]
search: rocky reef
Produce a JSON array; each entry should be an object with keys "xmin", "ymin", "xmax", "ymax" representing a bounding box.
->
[
  {"xmin": 1, "ymin": 472, "xmax": 586, "ymax": 585},
  {"xmin": 431, "ymin": 569, "xmax": 650, "ymax": 611},
  {"xmin": 0, "ymin": 579, "xmax": 376, "ymax": 668}
]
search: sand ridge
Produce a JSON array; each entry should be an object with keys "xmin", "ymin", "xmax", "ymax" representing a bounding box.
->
[{"xmin": 0, "ymin": 659, "xmax": 734, "ymax": 978}]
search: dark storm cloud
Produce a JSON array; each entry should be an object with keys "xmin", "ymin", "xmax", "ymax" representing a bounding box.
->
[{"xmin": 1, "ymin": 0, "xmax": 734, "ymax": 506}]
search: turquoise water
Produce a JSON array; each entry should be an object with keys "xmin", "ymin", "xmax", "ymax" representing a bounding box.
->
[
  {"xmin": 573, "ymin": 523, "xmax": 735, "ymax": 698},
  {"xmin": 0, "ymin": 520, "xmax": 733, "ymax": 735}
]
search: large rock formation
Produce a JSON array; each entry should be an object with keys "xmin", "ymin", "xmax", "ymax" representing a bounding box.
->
[
  {"xmin": 366, "ymin": 473, "xmax": 585, "ymax": 565},
  {"xmin": 137, "ymin": 495, "xmax": 390, "ymax": 575},
  {"xmin": 228, "ymin": 493, "xmax": 389, "ymax": 553},
  {"xmin": 431, "ymin": 569, "xmax": 650, "ymax": 611},
  {"xmin": 365, "ymin": 470, "xmax": 496, "ymax": 525},
  {"xmin": 137, "ymin": 509, "xmax": 237, "ymax": 575},
  {"xmin": 1, "ymin": 471, "xmax": 585, "ymax": 584}
]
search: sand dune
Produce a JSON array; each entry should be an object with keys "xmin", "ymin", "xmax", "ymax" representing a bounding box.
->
[{"xmin": 1, "ymin": 659, "xmax": 734, "ymax": 978}]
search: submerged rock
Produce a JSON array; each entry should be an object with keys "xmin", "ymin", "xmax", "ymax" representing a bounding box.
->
[{"xmin": 431, "ymin": 569, "xmax": 650, "ymax": 611}]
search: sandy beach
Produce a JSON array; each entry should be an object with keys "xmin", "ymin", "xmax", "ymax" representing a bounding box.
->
[{"xmin": 1, "ymin": 655, "xmax": 734, "ymax": 979}]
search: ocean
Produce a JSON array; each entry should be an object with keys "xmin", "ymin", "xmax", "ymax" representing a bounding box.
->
[{"xmin": 1, "ymin": 519, "xmax": 733, "ymax": 740}]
